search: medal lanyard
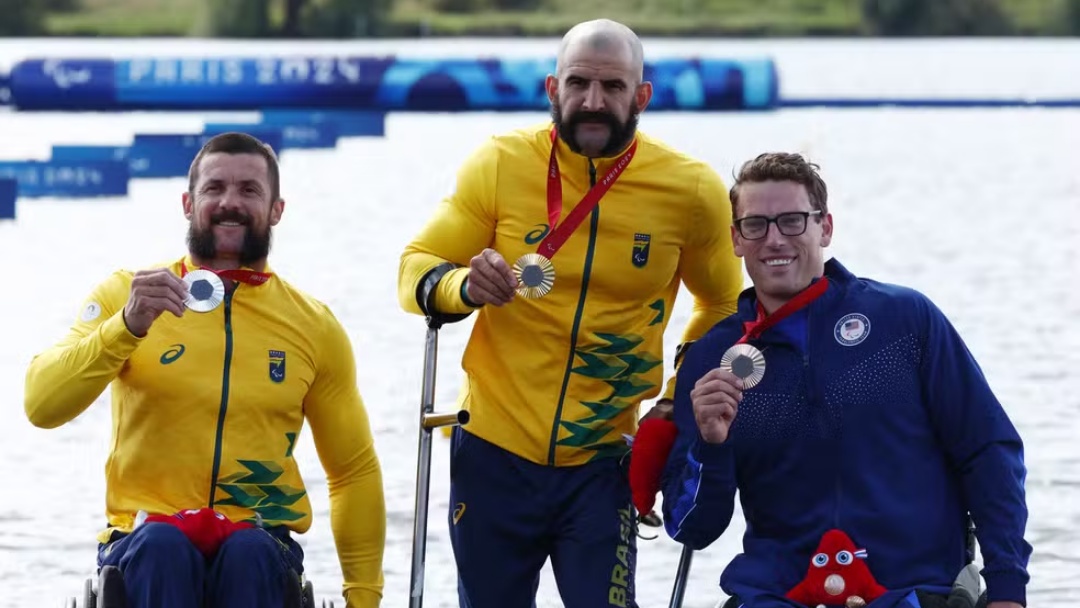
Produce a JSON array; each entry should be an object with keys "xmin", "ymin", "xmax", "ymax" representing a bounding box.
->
[
  {"xmin": 736, "ymin": 278, "xmax": 830, "ymax": 344},
  {"xmin": 536, "ymin": 127, "xmax": 637, "ymax": 259},
  {"xmin": 181, "ymin": 261, "xmax": 272, "ymax": 286}
]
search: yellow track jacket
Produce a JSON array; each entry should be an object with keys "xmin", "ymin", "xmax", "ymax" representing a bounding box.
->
[
  {"xmin": 24, "ymin": 256, "xmax": 385, "ymax": 608},
  {"xmin": 399, "ymin": 123, "xmax": 744, "ymax": 466}
]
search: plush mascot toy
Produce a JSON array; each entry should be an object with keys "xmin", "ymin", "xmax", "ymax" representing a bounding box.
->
[
  {"xmin": 628, "ymin": 418, "xmax": 679, "ymax": 519},
  {"xmin": 786, "ymin": 529, "xmax": 888, "ymax": 608}
]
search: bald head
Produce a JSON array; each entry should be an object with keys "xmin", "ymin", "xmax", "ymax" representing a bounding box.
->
[
  {"xmin": 556, "ymin": 19, "xmax": 644, "ymax": 80},
  {"xmin": 546, "ymin": 19, "xmax": 652, "ymax": 158}
]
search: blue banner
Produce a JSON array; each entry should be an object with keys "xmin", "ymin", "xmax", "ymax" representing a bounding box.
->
[
  {"xmin": 0, "ymin": 178, "xmax": 15, "ymax": 219},
  {"xmin": 6, "ymin": 56, "xmax": 779, "ymax": 112},
  {"xmin": 0, "ymin": 160, "xmax": 128, "ymax": 198}
]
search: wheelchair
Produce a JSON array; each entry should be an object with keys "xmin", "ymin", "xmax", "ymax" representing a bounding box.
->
[{"xmin": 68, "ymin": 565, "xmax": 337, "ymax": 608}]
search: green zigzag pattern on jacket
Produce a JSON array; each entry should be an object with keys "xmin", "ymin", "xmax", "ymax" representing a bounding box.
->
[
  {"xmin": 214, "ymin": 460, "xmax": 307, "ymax": 523},
  {"xmin": 557, "ymin": 332, "xmax": 662, "ymax": 461}
]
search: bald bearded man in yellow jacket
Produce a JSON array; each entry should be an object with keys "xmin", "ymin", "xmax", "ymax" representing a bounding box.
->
[{"xmin": 398, "ymin": 19, "xmax": 744, "ymax": 608}]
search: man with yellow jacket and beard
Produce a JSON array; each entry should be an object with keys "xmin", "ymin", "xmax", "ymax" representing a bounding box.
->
[
  {"xmin": 398, "ymin": 19, "xmax": 744, "ymax": 608},
  {"xmin": 24, "ymin": 132, "xmax": 385, "ymax": 608}
]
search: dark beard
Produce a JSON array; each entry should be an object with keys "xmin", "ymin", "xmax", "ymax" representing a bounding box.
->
[
  {"xmin": 551, "ymin": 101, "xmax": 639, "ymax": 158},
  {"xmin": 186, "ymin": 211, "xmax": 272, "ymax": 267}
]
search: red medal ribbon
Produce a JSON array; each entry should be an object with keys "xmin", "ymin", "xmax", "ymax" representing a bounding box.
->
[
  {"xmin": 181, "ymin": 260, "xmax": 272, "ymax": 286},
  {"xmin": 537, "ymin": 127, "xmax": 637, "ymax": 259},
  {"xmin": 737, "ymin": 278, "xmax": 830, "ymax": 344}
]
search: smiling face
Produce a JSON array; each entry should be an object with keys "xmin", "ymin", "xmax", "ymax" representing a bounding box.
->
[
  {"xmin": 732, "ymin": 180, "xmax": 832, "ymax": 314},
  {"xmin": 182, "ymin": 151, "xmax": 283, "ymax": 270}
]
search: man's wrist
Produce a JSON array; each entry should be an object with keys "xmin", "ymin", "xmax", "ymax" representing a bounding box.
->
[{"xmin": 460, "ymin": 278, "xmax": 481, "ymax": 308}]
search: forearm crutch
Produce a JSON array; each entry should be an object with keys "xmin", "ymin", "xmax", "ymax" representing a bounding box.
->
[
  {"xmin": 668, "ymin": 544, "xmax": 694, "ymax": 608},
  {"xmin": 409, "ymin": 317, "xmax": 470, "ymax": 608}
]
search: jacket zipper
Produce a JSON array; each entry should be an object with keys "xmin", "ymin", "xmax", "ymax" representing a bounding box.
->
[
  {"xmin": 208, "ymin": 290, "xmax": 235, "ymax": 507},
  {"xmin": 547, "ymin": 159, "xmax": 600, "ymax": 465}
]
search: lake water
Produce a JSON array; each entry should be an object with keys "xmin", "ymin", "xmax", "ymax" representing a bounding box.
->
[{"xmin": 0, "ymin": 36, "xmax": 1077, "ymax": 608}]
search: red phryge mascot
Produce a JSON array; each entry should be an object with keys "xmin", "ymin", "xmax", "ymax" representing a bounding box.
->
[
  {"xmin": 627, "ymin": 418, "xmax": 679, "ymax": 520},
  {"xmin": 786, "ymin": 529, "xmax": 888, "ymax": 607}
]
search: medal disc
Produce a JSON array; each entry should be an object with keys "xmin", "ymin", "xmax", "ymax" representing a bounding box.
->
[
  {"xmin": 183, "ymin": 269, "xmax": 225, "ymax": 313},
  {"xmin": 512, "ymin": 253, "xmax": 555, "ymax": 299},
  {"xmin": 719, "ymin": 343, "xmax": 766, "ymax": 389}
]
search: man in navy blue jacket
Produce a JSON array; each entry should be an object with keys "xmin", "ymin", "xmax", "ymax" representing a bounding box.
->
[{"xmin": 660, "ymin": 152, "xmax": 1030, "ymax": 608}]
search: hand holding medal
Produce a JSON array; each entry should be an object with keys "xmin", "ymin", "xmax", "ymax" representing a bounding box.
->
[
  {"xmin": 465, "ymin": 248, "xmax": 520, "ymax": 306},
  {"xmin": 694, "ymin": 279, "xmax": 832, "ymax": 443},
  {"xmin": 122, "ymin": 268, "xmax": 190, "ymax": 337}
]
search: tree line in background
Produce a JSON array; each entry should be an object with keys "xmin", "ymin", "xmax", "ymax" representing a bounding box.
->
[{"xmin": 1, "ymin": 0, "xmax": 1079, "ymax": 37}]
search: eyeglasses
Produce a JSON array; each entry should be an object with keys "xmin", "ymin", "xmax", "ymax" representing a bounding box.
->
[{"xmin": 734, "ymin": 210, "xmax": 822, "ymax": 240}]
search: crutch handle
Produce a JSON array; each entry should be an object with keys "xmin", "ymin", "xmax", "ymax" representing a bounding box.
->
[{"xmin": 422, "ymin": 409, "xmax": 470, "ymax": 430}]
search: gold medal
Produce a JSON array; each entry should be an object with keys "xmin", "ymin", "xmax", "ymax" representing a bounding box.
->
[
  {"xmin": 720, "ymin": 343, "xmax": 766, "ymax": 389},
  {"xmin": 183, "ymin": 269, "xmax": 225, "ymax": 312},
  {"xmin": 512, "ymin": 253, "xmax": 555, "ymax": 299}
]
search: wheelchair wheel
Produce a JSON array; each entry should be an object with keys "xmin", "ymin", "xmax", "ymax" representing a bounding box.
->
[
  {"xmin": 97, "ymin": 565, "xmax": 125, "ymax": 608},
  {"xmin": 302, "ymin": 581, "xmax": 314, "ymax": 607},
  {"xmin": 82, "ymin": 577, "xmax": 96, "ymax": 608}
]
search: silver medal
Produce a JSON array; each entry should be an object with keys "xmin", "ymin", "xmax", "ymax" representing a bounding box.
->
[
  {"xmin": 720, "ymin": 343, "xmax": 766, "ymax": 389},
  {"xmin": 183, "ymin": 269, "xmax": 225, "ymax": 313}
]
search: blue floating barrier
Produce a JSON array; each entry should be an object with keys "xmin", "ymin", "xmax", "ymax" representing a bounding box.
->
[
  {"xmin": 779, "ymin": 97, "xmax": 1080, "ymax": 108},
  {"xmin": 0, "ymin": 178, "xmax": 15, "ymax": 219},
  {"xmin": 260, "ymin": 109, "xmax": 385, "ymax": 137},
  {"xmin": 203, "ymin": 122, "xmax": 328, "ymax": 150},
  {"xmin": 130, "ymin": 129, "xmax": 284, "ymax": 179},
  {"xmin": 129, "ymin": 134, "xmax": 204, "ymax": 179},
  {"xmin": 0, "ymin": 74, "xmax": 11, "ymax": 106},
  {"xmin": 0, "ymin": 160, "xmax": 128, "ymax": 198},
  {"xmin": 4, "ymin": 56, "xmax": 779, "ymax": 112},
  {"xmin": 273, "ymin": 122, "xmax": 338, "ymax": 149},
  {"xmin": 199, "ymin": 125, "xmax": 285, "ymax": 151},
  {"xmin": 51, "ymin": 144, "xmax": 130, "ymax": 163}
]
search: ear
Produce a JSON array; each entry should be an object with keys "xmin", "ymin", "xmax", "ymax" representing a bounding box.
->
[
  {"xmin": 545, "ymin": 74, "xmax": 558, "ymax": 105},
  {"xmin": 731, "ymin": 223, "xmax": 746, "ymax": 258},
  {"xmin": 182, "ymin": 191, "xmax": 193, "ymax": 220},
  {"xmin": 820, "ymin": 212, "xmax": 833, "ymax": 248},
  {"xmin": 269, "ymin": 198, "xmax": 285, "ymax": 226},
  {"xmin": 635, "ymin": 80, "xmax": 653, "ymax": 113}
]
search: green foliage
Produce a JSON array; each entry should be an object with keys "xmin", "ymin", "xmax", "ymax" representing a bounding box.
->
[
  {"xmin": 862, "ymin": 0, "xmax": 1013, "ymax": 35},
  {"xmin": 6, "ymin": 0, "xmax": 1073, "ymax": 38},
  {"xmin": 1066, "ymin": 0, "xmax": 1080, "ymax": 33},
  {"xmin": 42, "ymin": 0, "xmax": 80, "ymax": 11},
  {"xmin": 301, "ymin": 0, "xmax": 392, "ymax": 36},
  {"xmin": 0, "ymin": 0, "xmax": 45, "ymax": 35},
  {"xmin": 194, "ymin": 0, "xmax": 271, "ymax": 37}
]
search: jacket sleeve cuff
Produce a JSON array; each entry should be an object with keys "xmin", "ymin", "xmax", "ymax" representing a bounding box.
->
[
  {"xmin": 432, "ymin": 267, "xmax": 478, "ymax": 314},
  {"xmin": 101, "ymin": 310, "xmax": 144, "ymax": 356},
  {"xmin": 689, "ymin": 435, "xmax": 732, "ymax": 462},
  {"xmin": 984, "ymin": 570, "xmax": 1027, "ymax": 606}
]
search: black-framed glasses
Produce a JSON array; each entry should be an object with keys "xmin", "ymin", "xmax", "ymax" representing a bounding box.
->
[{"xmin": 734, "ymin": 210, "xmax": 822, "ymax": 240}]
